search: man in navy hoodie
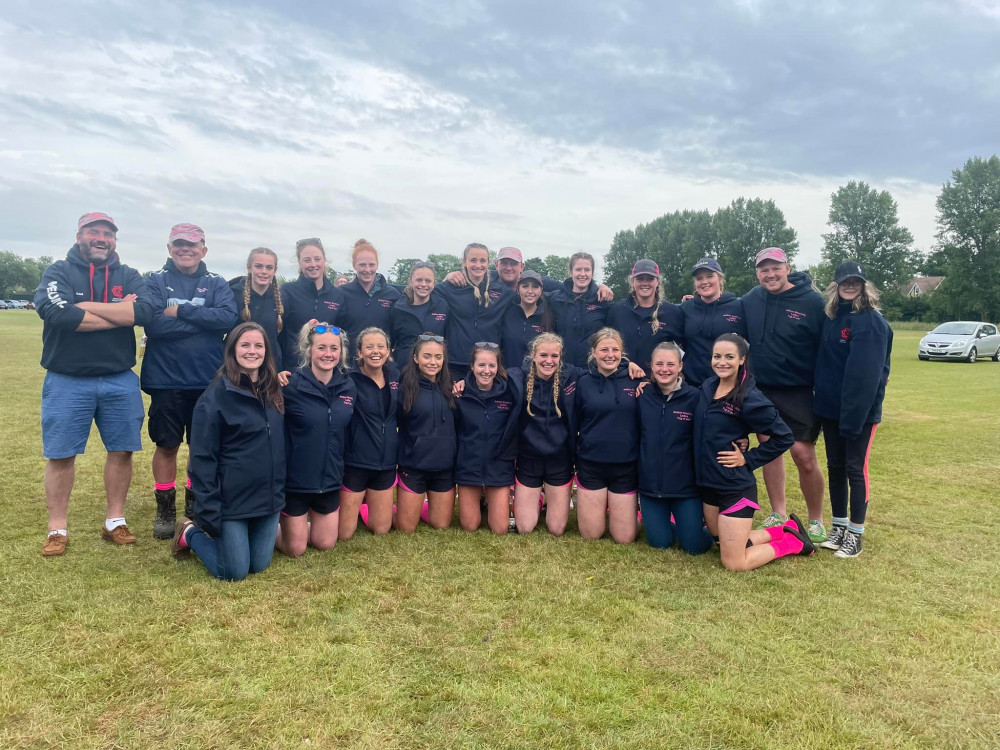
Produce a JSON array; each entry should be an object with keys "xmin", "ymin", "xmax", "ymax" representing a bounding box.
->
[
  {"xmin": 741, "ymin": 247, "xmax": 827, "ymax": 542},
  {"xmin": 34, "ymin": 213, "xmax": 154, "ymax": 556},
  {"xmin": 141, "ymin": 224, "xmax": 238, "ymax": 540}
]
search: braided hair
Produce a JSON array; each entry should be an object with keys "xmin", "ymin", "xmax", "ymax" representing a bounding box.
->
[
  {"xmin": 525, "ymin": 332, "xmax": 564, "ymax": 418},
  {"xmin": 463, "ymin": 242, "xmax": 492, "ymax": 308},
  {"xmin": 243, "ymin": 247, "xmax": 283, "ymax": 332}
]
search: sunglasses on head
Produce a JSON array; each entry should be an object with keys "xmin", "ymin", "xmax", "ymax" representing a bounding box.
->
[
  {"xmin": 412, "ymin": 261, "xmax": 436, "ymax": 271},
  {"xmin": 417, "ymin": 334, "xmax": 445, "ymax": 343},
  {"xmin": 296, "ymin": 237, "xmax": 323, "ymax": 249},
  {"xmin": 475, "ymin": 341, "xmax": 500, "ymax": 350},
  {"xmin": 311, "ymin": 324, "xmax": 342, "ymax": 335}
]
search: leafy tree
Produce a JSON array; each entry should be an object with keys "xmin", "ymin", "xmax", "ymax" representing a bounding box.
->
[
  {"xmin": 804, "ymin": 261, "xmax": 834, "ymax": 290},
  {"xmin": 712, "ymin": 198, "xmax": 799, "ymax": 295},
  {"xmin": 523, "ymin": 257, "xmax": 549, "ymax": 276},
  {"xmin": 917, "ymin": 248, "xmax": 948, "ymax": 277},
  {"xmin": 821, "ymin": 181, "xmax": 919, "ymax": 290},
  {"xmin": 0, "ymin": 251, "xmax": 52, "ymax": 297},
  {"xmin": 426, "ymin": 253, "xmax": 462, "ymax": 282},
  {"xmin": 326, "ymin": 268, "xmax": 353, "ymax": 284},
  {"xmin": 544, "ymin": 254, "xmax": 571, "ymax": 280},
  {"xmin": 389, "ymin": 258, "xmax": 422, "ymax": 286}
]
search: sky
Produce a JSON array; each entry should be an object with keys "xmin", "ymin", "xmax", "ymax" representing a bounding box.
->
[{"xmin": 1, "ymin": 0, "xmax": 997, "ymax": 281}]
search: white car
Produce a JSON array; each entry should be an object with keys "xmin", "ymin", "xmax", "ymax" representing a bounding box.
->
[{"xmin": 918, "ymin": 321, "xmax": 1000, "ymax": 362}]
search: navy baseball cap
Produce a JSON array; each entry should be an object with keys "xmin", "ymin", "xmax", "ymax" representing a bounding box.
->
[
  {"xmin": 834, "ymin": 261, "xmax": 866, "ymax": 284},
  {"xmin": 692, "ymin": 257, "xmax": 722, "ymax": 275}
]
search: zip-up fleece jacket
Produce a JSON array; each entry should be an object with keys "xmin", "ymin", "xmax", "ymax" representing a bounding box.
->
[
  {"xmin": 500, "ymin": 302, "xmax": 550, "ymax": 369},
  {"xmin": 515, "ymin": 362, "xmax": 579, "ymax": 458},
  {"xmin": 606, "ymin": 298, "xmax": 684, "ymax": 371},
  {"xmin": 228, "ymin": 276, "xmax": 284, "ymax": 370},
  {"xmin": 574, "ymin": 362, "xmax": 641, "ymax": 464},
  {"xmin": 455, "ymin": 372, "xmax": 524, "ymax": 486},
  {"xmin": 334, "ymin": 274, "xmax": 402, "ymax": 358},
  {"xmin": 189, "ymin": 375, "xmax": 286, "ymax": 537},
  {"xmin": 34, "ymin": 245, "xmax": 153, "ymax": 376},
  {"xmin": 397, "ymin": 377, "xmax": 457, "ymax": 472},
  {"xmin": 638, "ymin": 378, "xmax": 701, "ymax": 499},
  {"xmin": 679, "ymin": 292, "xmax": 746, "ymax": 386},
  {"xmin": 693, "ymin": 374, "xmax": 793, "ymax": 491},
  {"xmin": 813, "ymin": 303, "xmax": 893, "ymax": 438},
  {"xmin": 280, "ymin": 275, "xmax": 343, "ymax": 369},
  {"xmin": 141, "ymin": 259, "xmax": 238, "ymax": 392},
  {"xmin": 741, "ymin": 272, "xmax": 825, "ymax": 388},
  {"xmin": 548, "ymin": 280, "xmax": 610, "ymax": 367},
  {"xmin": 283, "ymin": 367, "xmax": 356, "ymax": 493},
  {"xmin": 390, "ymin": 296, "xmax": 449, "ymax": 368},
  {"xmin": 433, "ymin": 279, "xmax": 514, "ymax": 367},
  {"xmin": 345, "ymin": 363, "xmax": 401, "ymax": 470}
]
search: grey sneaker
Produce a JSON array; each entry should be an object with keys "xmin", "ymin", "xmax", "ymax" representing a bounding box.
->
[
  {"xmin": 820, "ymin": 525, "xmax": 847, "ymax": 551},
  {"xmin": 834, "ymin": 530, "xmax": 863, "ymax": 558},
  {"xmin": 808, "ymin": 520, "xmax": 828, "ymax": 543},
  {"xmin": 758, "ymin": 512, "xmax": 787, "ymax": 529}
]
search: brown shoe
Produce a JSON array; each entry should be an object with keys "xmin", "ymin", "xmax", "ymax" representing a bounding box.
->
[
  {"xmin": 171, "ymin": 517, "xmax": 194, "ymax": 559},
  {"xmin": 42, "ymin": 532, "xmax": 68, "ymax": 557},
  {"xmin": 102, "ymin": 524, "xmax": 137, "ymax": 545}
]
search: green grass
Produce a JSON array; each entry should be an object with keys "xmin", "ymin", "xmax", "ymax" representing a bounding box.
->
[{"xmin": 1, "ymin": 313, "xmax": 997, "ymax": 749}]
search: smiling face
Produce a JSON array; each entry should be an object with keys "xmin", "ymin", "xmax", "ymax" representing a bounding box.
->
[
  {"xmin": 518, "ymin": 279, "xmax": 542, "ymax": 305},
  {"xmin": 353, "ymin": 249, "xmax": 378, "ymax": 286},
  {"xmin": 358, "ymin": 332, "xmax": 389, "ymax": 371},
  {"xmin": 409, "ymin": 265, "xmax": 435, "ymax": 303},
  {"xmin": 472, "ymin": 349, "xmax": 499, "ymax": 389},
  {"xmin": 168, "ymin": 239, "xmax": 207, "ymax": 274},
  {"xmin": 838, "ymin": 278, "xmax": 863, "ymax": 302},
  {"xmin": 711, "ymin": 340, "xmax": 745, "ymax": 381},
  {"xmin": 496, "ymin": 258, "xmax": 523, "ymax": 285},
  {"xmin": 415, "ymin": 341, "xmax": 445, "ymax": 380},
  {"xmin": 693, "ymin": 270, "xmax": 722, "ymax": 302},
  {"xmin": 631, "ymin": 274, "xmax": 658, "ymax": 305},
  {"xmin": 76, "ymin": 221, "xmax": 117, "ymax": 265},
  {"xmin": 464, "ymin": 247, "xmax": 489, "ymax": 284},
  {"xmin": 571, "ymin": 258, "xmax": 594, "ymax": 292},
  {"xmin": 651, "ymin": 348, "xmax": 683, "ymax": 391},
  {"xmin": 248, "ymin": 251, "xmax": 277, "ymax": 292},
  {"xmin": 297, "ymin": 244, "xmax": 326, "ymax": 282},
  {"xmin": 234, "ymin": 329, "xmax": 267, "ymax": 380},
  {"xmin": 310, "ymin": 331, "xmax": 341, "ymax": 377},
  {"xmin": 755, "ymin": 260, "xmax": 792, "ymax": 294},
  {"xmin": 592, "ymin": 336, "xmax": 622, "ymax": 375},
  {"xmin": 532, "ymin": 341, "xmax": 561, "ymax": 380}
]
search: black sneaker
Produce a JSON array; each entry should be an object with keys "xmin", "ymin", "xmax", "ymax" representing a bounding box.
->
[
  {"xmin": 786, "ymin": 513, "xmax": 807, "ymax": 536},
  {"xmin": 834, "ymin": 530, "xmax": 862, "ymax": 558},
  {"xmin": 820, "ymin": 525, "xmax": 847, "ymax": 551},
  {"xmin": 785, "ymin": 526, "xmax": 816, "ymax": 557}
]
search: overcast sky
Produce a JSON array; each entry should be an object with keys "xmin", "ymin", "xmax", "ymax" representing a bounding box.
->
[{"xmin": 2, "ymin": 0, "xmax": 997, "ymax": 281}]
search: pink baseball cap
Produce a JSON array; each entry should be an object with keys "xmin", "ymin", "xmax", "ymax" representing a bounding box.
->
[
  {"xmin": 78, "ymin": 212, "xmax": 118, "ymax": 232},
  {"xmin": 496, "ymin": 246, "xmax": 523, "ymax": 263},
  {"xmin": 168, "ymin": 223, "xmax": 205, "ymax": 244},
  {"xmin": 755, "ymin": 247, "xmax": 788, "ymax": 266}
]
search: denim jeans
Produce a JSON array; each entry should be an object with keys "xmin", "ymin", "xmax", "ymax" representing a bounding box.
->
[
  {"xmin": 187, "ymin": 512, "xmax": 280, "ymax": 581},
  {"xmin": 639, "ymin": 495, "xmax": 712, "ymax": 555}
]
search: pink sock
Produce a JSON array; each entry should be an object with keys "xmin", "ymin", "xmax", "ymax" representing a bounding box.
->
[
  {"xmin": 769, "ymin": 530, "xmax": 804, "ymax": 558},
  {"xmin": 763, "ymin": 526, "xmax": 785, "ymax": 542},
  {"xmin": 154, "ymin": 481, "xmax": 175, "ymax": 491},
  {"xmin": 178, "ymin": 526, "xmax": 190, "ymax": 549},
  {"xmin": 185, "ymin": 477, "xmax": 192, "ymax": 489},
  {"xmin": 420, "ymin": 500, "xmax": 429, "ymax": 523},
  {"xmin": 359, "ymin": 503, "xmax": 369, "ymax": 526}
]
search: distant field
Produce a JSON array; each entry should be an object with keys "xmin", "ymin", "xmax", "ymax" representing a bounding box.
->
[{"xmin": 1, "ymin": 313, "xmax": 997, "ymax": 749}]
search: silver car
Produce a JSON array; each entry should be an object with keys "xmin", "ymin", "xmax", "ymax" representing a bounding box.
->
[{"xmin": 918, "ymin": 321, "xmax": 1000, "ymax": 362}]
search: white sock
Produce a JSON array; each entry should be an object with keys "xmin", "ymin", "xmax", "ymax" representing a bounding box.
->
[
  {"xmin": 105, "ymin": 517, "xmax": 126, "ymax": 531},
  {"xmin": 48, "ymin": 529, "xmax": 67, "ymax": 537}
]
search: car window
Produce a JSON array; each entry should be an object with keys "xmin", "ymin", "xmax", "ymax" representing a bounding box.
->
[{"xmin": 932, "ymin": 323, "xmax": 978, "ymax": 335}]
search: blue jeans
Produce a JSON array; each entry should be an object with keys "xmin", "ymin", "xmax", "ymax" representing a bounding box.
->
[
  {"xmin": 187, "ymin": 513, "xmax": 280, "ymax": 581},
  {"xmin": 640, "ymin": 495, "xmax": 712, "ymax": 555}
]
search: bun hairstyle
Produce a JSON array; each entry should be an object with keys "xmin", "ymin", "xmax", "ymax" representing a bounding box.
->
[
  {"xmin": 525, "ymin": 332, "xmax": 564, "ymax": 418},
  {"xmin": 352, "ymin": 238, "xmax": 379, "ymax": 266},
  {"xmin": 713, "ymin": 333, "xmax": 749, "ymax": 408},
  {"xmin": 297, "ymin": 322, "xmax": 350, "ymax": 373},
  {"xmin": 462, "ymin": 242, "xmax": 493, "ymax": 308},
  {"xmin": 223, "ymin": 322, "xmax": 284, "ymax": 413},
  {"xmin": 586, "ymin": 326, "xmax": 627, "ymax": 369},
  {"xmin": 242, "ymin": 247, "xmax": 283, "ymax": 331},
  {"xmin": 401, "ymin": 332, "xmax": 455, "ymax": 413},
  {"xmin": 354, "ymin": 327, "xmax": 393, "ymax": 366}
]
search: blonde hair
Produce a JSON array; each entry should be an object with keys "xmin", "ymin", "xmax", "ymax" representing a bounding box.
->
[
  {"xmin": 823, "ymin": 280, "xmax": 881, "ymax": 318},
  {"xmin": 525, "ymin": 333, "xmax": 564, "ymax": 418},
  {"xmin": 587, "ymin": 327, "xmax": 626, "ymax": 368},
  {"xmin": 297, "ymin": 322, "xmax": 350, "ymax": 372},
  {"xmin": 692, "ymin": 269, "xmax": 726, "ymax": 294},
  {"xmin": 352, "ymin": 238, "xmax": 379, "ymax": 266},
  {"xmin": 354, "ymin": 327, "xmax": 392, "ymax": 365},
  {"xmin": 463, "ymin": 242, "xmax": 493, "ymax": 308},
  {"xmin": 242, "ymin": 247, "xmax": 283, "ymax": 332},
  {"xmin": 630, "ymin": 274, "xmax": 665, "ymax": 334}
]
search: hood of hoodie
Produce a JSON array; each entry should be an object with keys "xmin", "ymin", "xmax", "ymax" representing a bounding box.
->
[
  {"xmin": 557, "ymin": 278, "xmax": 599, "ymax": 302},
  {"xmin": 767, "ymin": 271, "xmax": 817, "ymax": 300},
  {"xmin": 161, "ymin": 257, "xmax": 208, "ymax": 278},
  {"xmin": 464, "ymin": 373, "xmax": 507, "ymax": 401},
  {"xmin": 67, "ymin": 244, "xmax": 123, "ymax": 302},
  {"xmin": 693, "ymin": 290, "xmax": 738, "ymax": 309}
]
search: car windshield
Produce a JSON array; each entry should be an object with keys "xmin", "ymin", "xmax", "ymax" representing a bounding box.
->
[{"xmin": 932, "ymin": 323, "xmax": 978, "ymax": 335}]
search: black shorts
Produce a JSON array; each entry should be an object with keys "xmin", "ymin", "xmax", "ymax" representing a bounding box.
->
[
  {"xmin": 147, "ymin": 389, "xmax": 203, "ymax": 448},
  {"xmin": 342, "ymin": 465, "xmax": 397, "ymax": 493},
  {"xmin": 758, "ymin": 385, "xmax": 821, "ymax": 443},
  {"xmin": 575, "ymin": 458, "xmax": 638, "ymax": 495},
  {"xmin": 701, "ymin": 485, "xmax": 760, "ymax": 519},
  {"xmin": 397, "ymin": 467, "xmax": 455, "ymax": 495},
  {"xmin": 516, "ymin": 451, "xmax": 574, "ymax": 488},
  {"xmin": 283, "ymin": 490, "xmax": 341, "ymax": 516}
]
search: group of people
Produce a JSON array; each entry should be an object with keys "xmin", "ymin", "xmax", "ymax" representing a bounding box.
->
[{"xmin": 34, "ymin": 212, "xmax": 893, "ymax": 581}]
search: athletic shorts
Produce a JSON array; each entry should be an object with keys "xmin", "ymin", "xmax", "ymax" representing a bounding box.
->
[
  {"xmin": 283, "ymin": 490, "xmax": 341, "ymax": 516},
  {"xmin": 397, "ymin": 467, "xmax": 455, "ymax": 495},
  {"xmin": 342, "ymin": 465, "xmax": 397, "ymax": 493},
  {"xmin": 147, "ymin": 388, "xmax": 203, "ymax": 448},
  {"xmin": 701, "ymin": 485, "xmax": 760, "ymax": 519},
  {"xmin": 575, "ymin": 458, "xmax": 638, "ymax": 495},
  {"xmin": 516, "ymin": 451, "xmax": 574, "ymax": 488},
  {"xmin": 41, "ymin": 370, "xmax": 144, "ymax": 459},
  {"xmin": 758, "ymin": 385, "xmax": 821, "ymax": 443}
]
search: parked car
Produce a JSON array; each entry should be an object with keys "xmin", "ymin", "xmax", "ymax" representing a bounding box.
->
[
  {"xmin": 918, "ymin": 321, "xmax": 1000, "ymax": 362},
  {"xmin": 0, "ymin": 301, "xmax": 8, "ymax": 310},
  {"xmin": 2, "ymin": 300, "xmax": 16, "ymax": 309}
]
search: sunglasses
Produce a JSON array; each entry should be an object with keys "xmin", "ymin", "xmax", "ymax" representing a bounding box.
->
[
  {"xmin": 417, "ymin": 334, "xmax": 445, "ymax": 343},
  {"xmin": 296, "ymin": 237, "xmax": 324, "ymax": 250},
  {"xmin": 311, "ymin": 324, "xmax": 342, "ymax": 335},
  {"xmin": 412, "ymin": 261, "xmax": 436, "ymax": 271},
  {"xmin": 475, "ymin": 341, "xmax": 500, "ymax": 350}
]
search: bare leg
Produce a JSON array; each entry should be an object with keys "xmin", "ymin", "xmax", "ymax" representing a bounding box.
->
[
  {"xmin": 790, "ymin": 440, "xmax": 825, "ymax": 523},
  {"xmin": 576, "ymin": 487, "xmax": 608, "ymax": 540},
  {"xmin": 608, "ymin": 492, "xmax": 638, "ymax": 544},
  {"xmin": 277, "ymin": 514, "xmax": 309, "ymax": 557},
  {"xmin": 426, "ymin": 489, "xmax": 455, "ymax": 530},
  {"xmin": 104, "ymin": 451, "xmax": 133, "ymax": 519},
  {"xmin": 45, "ymin": 457, "xmax": 75, "ymax": 531},
  {"xmin": 717, "ymin": 515, "xmax": 778, "ymax": 571},
  {"xmin": 458, "ymin": 485, "xmax": 483, "ymax": 531},
  {"xmin": 395, "ymin": 490, "xmax": 424, "ymax": 533},
  {"xmin": 338, "ymin": 489, "xmax": 365, "ymax": 540},
  {"xmin": 543, "ymin": 483, "xmax": 571, "ymax": 536},
  {"xmin": 513, "ymin": 482, "xmax": 541, "ymax": 533},
  {"xmin": 486, "ymin": 486, "xmax": 510, "ymax": 535},
  {"xmin": 151, "ymin": 445, "xmax": 180, "ymax": 485},
  {"xmin": 364, "ymin": 488, "xmax": 394, "ymax": 535},
  {"xmin": 308, "ymin": 509, "xmax": 339, "ymax": 551}
]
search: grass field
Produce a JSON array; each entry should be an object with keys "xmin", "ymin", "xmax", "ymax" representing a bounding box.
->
[{"xmin": 1, "ymin": 313, "xmax": 997, "ymax": 749}]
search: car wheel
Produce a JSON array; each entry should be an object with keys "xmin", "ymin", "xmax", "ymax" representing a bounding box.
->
[
  {"xmin": 993, "ymin": 346, "xmax": 1000, "ymax": 362},
  {"xmin": 967, "ymin": 347, "xmax": 977, "ymax": 363}
]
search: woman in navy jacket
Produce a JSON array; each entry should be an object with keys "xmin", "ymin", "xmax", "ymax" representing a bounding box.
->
[
  {"xmin": 679, "ymin": 258, "xmax": 747, "ymax": 387},
  {"xmin": 341, "ymin": 327, "xmax": 401, "ymax": 539},
  {"xmin": 813, "ymin": 262, "xmax": 892, "ymax": 558},
  {"xmin": 390, "ymin": 261, "xmax": 448, "ymax": 367},
  {"xmin": 637, "ymin": 342, "xmax": 712, "ymax": 555},
  {"xmin": 275, "ymin": 323, "xmax": 356, "ymax": 558},
  {"xmin": 500, "ymin": 270, "xmax": 553, "ymax": 369},
  {"xmin": 280, "ymin": 238, "xmax": 342, "ymax": 368},
  {"xmin": 334, "ymin": 239, "xmax": 402, "ymax": 359},
  {"xmin": 173, "ymin": 322, "xmax": 285, "ymax": 581},
  {"xmin": 395, "ymin": 334, "xmax": 458, "ymax": 532},
  {"xmin": 694, "ymin": 333, "xmax": 814, "ymax": 571},
  {"xmin": 547, "ymin": 252, "xmax": 611, "ymax": 368},
  {"xmin": 606, "ymin": 260, "xmax": 683, "ymax": 372}
]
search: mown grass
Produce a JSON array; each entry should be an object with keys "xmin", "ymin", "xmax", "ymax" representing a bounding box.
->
[{"xmin": 0, "ymin": 312, "xmax": 997, "ymax": 749}]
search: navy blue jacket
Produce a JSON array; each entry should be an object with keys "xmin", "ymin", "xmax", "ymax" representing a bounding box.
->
[
  {"xmin": 742, "ymin": 272, "xmax": 825, "ymax": 388},
  {"xmin": 433, "ymin": 279, "xmax": 514, "ymax": 367},
  {"xmin": 606, "ymin": 298, "xmax": 684, "ymax": 371},
  {"xmin": 488, "ymin": 267, "xmax": 562, "ymax": 294},
  {"xmin": 574, "ymin": 362, "xmax": 641, "ymax": 464},
  {"xmin": 693, "ymin": 375, "xmax": 793, "ymax": 491},
  {"xmin": 280, "ymin": 275, "xmax": 343, "ymax": 369},
  {"xmin": 679, "ymin": 292, "xmax": 747, "ymax": 386},
  {"xmin": 500, "ymin": 301, "xmax": 550, "ymax": 369},
  {"xmin": 334, "ymin": 274, "xmax": 402, "ymax": 358},
  {"xmin": 455, "ymin": 372, "xmax": 523, "ymax": 486},
  {"xmin": 813, "ymin": 303, "xmax": 893, "ymax": 438},
  {"xmin": 345, "ymin": 363, "xmax": 401, "ymax": 470},
  {"xmin": 229, "ymin": 276, "xmax": 284, "ymax": 370},
  {"xmin": 141, "ymin": 259, "xmax": 238, "ymax": 392},
  {"xmin": 637, "ymin": 379, "xmax": 700, "ymax": 499},
  {"xmin": 390, "ymin": 296, "xmax": 449, "ymax": 368},
  {"xmin": 283, "ymin": 367, "xmax": 356, "ymax": 493},
  {"xmin": 189, "ymin": 375, "xmax": 286, "ymax": 537},
  {"xmin": 548, "ymin": 280, "xmax": 610, "ymax": 367},
  {"xmin": 34, "ymin": 246, "xmax": 153, "ymax": 376},
  {"xmin": 397, "ymin": 377, "xmax": 457, "ymax": 472},
  {"xmin": 516, "ymin": 363, "xmax": 579, "ymax": 458}
]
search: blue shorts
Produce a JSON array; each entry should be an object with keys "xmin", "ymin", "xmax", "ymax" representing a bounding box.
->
[{"xmin": 41, "ymin": 370, "xmax": 145, "ymax": 459}]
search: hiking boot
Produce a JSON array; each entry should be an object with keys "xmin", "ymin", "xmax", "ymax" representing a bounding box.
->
[
  {"xmin": 171, "ymin": 517, "xmax": 194, "ymax": 560},
  {"xmin": 184, "ymin": 487, "xmax": 196, "ymax": 522},
  {"xmin": 42, "ymin": 532, "xmax": 68, "ymax": 557},
  {"xmin": 834, "ymin": 530, "xmax": 863, "ymax": 558},
  {"xmin": 153, "ymin": 488, "xmax": 176, "ymax": 540},
  {"xmin": 758, "ymin": 512, "xmax": 787, "ymax": 529},
  {"xmin": 820, "ymin": 525, "xmax": 847, "ymax": 551},
  {"xmin": 102, "ymin": 524, "xmax": 137, "ymax": 545},
  {"xmin": 808, "ymin": 520, "xmax": 828, "ymax": 543}
]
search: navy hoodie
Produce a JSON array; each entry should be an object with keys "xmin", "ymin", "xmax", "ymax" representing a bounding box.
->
[
  {"xmin": 141, "ymin": 259, "xmax": 238, "ymax": 392},
  {"xmin": 606, "ymin": 297, "xmax": 684, "ymax": 371},
  {"xmin": 515, "ymin": 362, "xmax": 579, "ymax": 458},
  {"xmin": 693, "ymin": 374, "xmax": 793, "ymax": 491},
  {"xmin": 345, "ymin": 363, "xmax": 401, "ymax": 470},
  {"xmin": 548, "ymin": 280, "xmax": 611, "ymax": 367},
  {"xmin": 34, "ymin": 245, "xmax": 153, "ymax": 376},
  {"xmin": 334, "ymin": 274, "xmax": 402, "ymax": 358},
  {"xmin": 574, "ymin": 362, "xmax": 641, "ymax": 464},
  {"xmin": 229, "ymin": 276, "xmax": 284, "ymax": 370},
  {"xmin": 500, "ymin": 301, "xmax": 551, "ymax": 369},
  {"xmin": 679, "ymin": 292, "xmax": 747, "ymax": 386},
  {"xmin": 637, "ymin": 378, "xmax": 701, "ymax": 499},
  {"xmin": 280, "ymin": 275, "xmax": 343, "ymax": 369},
  {"xmin": 189, "ymin": 375, "xmax": 285, "ymax": 537},
  {"xmin": 741, "ymin": 272, "xmax": 825, "ymax": 388},
  {"xmin": 813, "ymin": 303, "xmax": 893, "ymax": 437},
  {"xmin": 488, "ymin": 267, "xmax": 562, "ymax": 294},
  {"xmin": 397, "ymin": 376, "xmax": 457, "ymax": 472},
  {"xmin": 390, "ymin": 296, "xmax": 449, "ymax": 368},
  {"xmin": 455, "ymin": 372, "xmax": 523, "ymax": 486},
  {"xmin": 433, "ymin": 278, "xmax": 514, "ymax": 367}
]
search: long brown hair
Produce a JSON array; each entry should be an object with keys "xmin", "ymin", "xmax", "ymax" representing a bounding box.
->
[
  {"xmin": 401, "ymin": 334, "xmax": 455, "ymax": 413},
  {"xmin": 223, "ymin": 322, "xmax": 284, "ymax": 413},
  {"xmin": 242, "ymin": 247, "xmax": 283, "ymax": 332}
]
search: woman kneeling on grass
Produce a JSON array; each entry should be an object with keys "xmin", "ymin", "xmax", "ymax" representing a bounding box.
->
[
  {"xmin": 173, "ymin": 322, "xmax": 285, "ymax": 580},
  {"xmin": 694, "ymin": 333, "xmax": 814, "ymax": 571}
]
